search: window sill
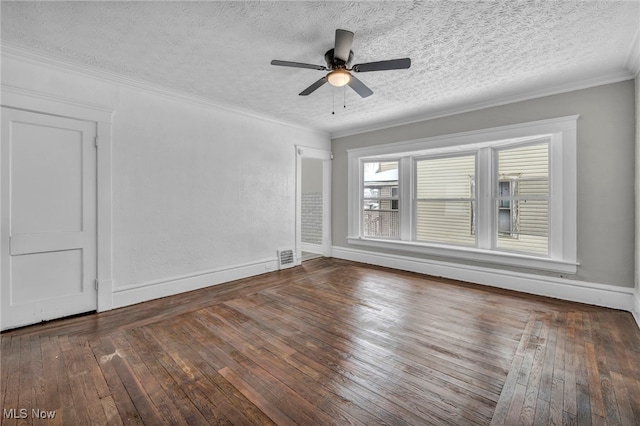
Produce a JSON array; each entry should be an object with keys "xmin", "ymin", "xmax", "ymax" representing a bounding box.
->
[{"xmin": 347, "ymin": 237, "xmax": 578, "ymax": 274}]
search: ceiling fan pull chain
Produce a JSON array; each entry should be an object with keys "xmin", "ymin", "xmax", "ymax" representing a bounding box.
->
[
  {"xmin": 344, "ymin": 85, "xmax": 347, "ymax": 109},
  {"xmin": 332, "ymin": 88, "xmax": 335, "ymax": 115}
]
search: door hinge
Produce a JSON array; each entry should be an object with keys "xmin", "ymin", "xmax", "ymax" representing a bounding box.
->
[
  {"xmin": 94, "ymin": 279, "xmax": 99, "ymax": 291},
  {"xmin": 94, "ymin": 137, "xmax": 98, "ymax": 148}
]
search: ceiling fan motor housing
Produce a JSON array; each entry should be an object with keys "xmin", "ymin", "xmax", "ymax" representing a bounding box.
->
[{"xmin": 325, "ymin": 48, "xmax": 353, "ymax": 70}]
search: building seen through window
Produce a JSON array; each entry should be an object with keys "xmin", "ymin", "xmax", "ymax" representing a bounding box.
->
[{"xmin": 363, "ymin": 161, "xmax": 399, "ymax": 238}]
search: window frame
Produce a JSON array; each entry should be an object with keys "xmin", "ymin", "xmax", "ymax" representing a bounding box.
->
[{"xmin": 346, "ymin": 116, "xmax": 578, "ymax": 274}]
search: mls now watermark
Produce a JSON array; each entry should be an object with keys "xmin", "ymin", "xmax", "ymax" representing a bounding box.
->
[{"xmin": 4, "ymin": 408, "xmax": 57, "ymax": 419}]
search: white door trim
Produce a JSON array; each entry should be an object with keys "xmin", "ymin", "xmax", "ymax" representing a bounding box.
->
[
  {"xmin": 296, "ymin": 146, "xmax": 332, "ymax": 264},
  {"xmin": 1, "ymin": 85, "xmax": 114, "ymax": 315}
]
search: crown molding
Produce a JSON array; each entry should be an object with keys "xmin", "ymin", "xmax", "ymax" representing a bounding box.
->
[
  {"xmin": 1, "ymin": 42, "xmax": 330, "ymax": 139},
  {"xmin": 1, "ymin": 84, "xmax": 114, "ymax": 123},
  {"xmin": 331, "ymin": 69, "xmax": 635, "ymax": 139}
]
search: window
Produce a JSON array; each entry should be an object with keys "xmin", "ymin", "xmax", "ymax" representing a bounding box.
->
[
  {"xmin": 347, "ymin": 116, "xmax": 578, "ymax": 273},
  {"xmin": 363, "ymin": 161, "xmax": 399, "ymax": 238},
  {"xmin": 415, "ymin": 155, "xmax": 476, "ymax": 246},
  {"xmin": 495, "ymin": 142, "xmax": 549, "ymax": 255}
]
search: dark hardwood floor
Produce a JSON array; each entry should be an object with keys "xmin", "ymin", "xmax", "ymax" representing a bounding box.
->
[{"xmin": 1, "ymin": 258, "xmax": 639, "ymax": 425}]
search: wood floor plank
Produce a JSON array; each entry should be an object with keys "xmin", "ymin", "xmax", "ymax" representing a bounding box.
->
[
  {"xmin": 620, "ymin": 368, "xmax": 640, "ymax": 421},
  {"xmin": 217, "ymin": 299, "xmax": 436, "ymax": 425},
  {"xmin": 90, "ymin": 336, "xmax": 143, "ymax": 424},
  {"xmin": 584, "ymin": 341, "xmax": 606, "ymax": 418},
  {"xmin": 520, "ymin": 315, "xmax": 551, "ymax": 425},
  {"xmin": 90, "ymin": 336, "xmax": 146, "ymax": 424},
  {"xmin": 549, "ymin": 376, "xmax": 565, "ymax": 426},
  {"xmin": 490, "ymin": 354, "xmax": 525, "ymax": 426},
  {"xmin": 250, "ymin": 290, "xmax": 506, "ymax": 398},
  {"xmin": 140, "ymin": 323, "xmax": 239, "ymax": 425},
  {"xmin": 113, "ymin": 331, "xmax": 190, "ymax": 425},
  {"xmin": 61, "ymin": 338, "xmax": 95, "ymax": 425},
  {"xmin": 538, "ymin": 313, "xmax": 559, "ymax": 404},
  {"xmin": 576, "ymin": 383, "xmax": 593, "ymax": 426},
  {"xmin": 533, "ymin": 398, "xmax": 550, "ymax": 426},
  {"xmin": 149, "ymin": 317, "xmax": 277, "ymax": 425},
  {"xmin": 234, "ymin": 291, "xmax": 503, "ymax": 411},
  {"xmin": 563, "ymin": 313, "xmax": 579, "ymax": 417},
  {"xmin": 1, "ymin": 258, "xmax": 639, "ymax": 425},
  {"xmin": 17, "ymin": 336, "xmax": 35, "ymax": 422},
  {"xmin": 123, "ymin": 328, "xmax": 213, "ymax": 425},
  {"xmin": 610, "ymin": 371, "xmax": 638, "ymax": 426},
  {"xmin": 504, "ymin": 382, "xmax": 527, "ymax": 424},
  {"xmin": 215, "ymin": 300, "xmax": 412, "ymax": 424},
  {"xmin": 127, "ymin": 327, "xmax": 225, "ymax": 425},
  {"xmin": 270, "ymin": 282, "xmax": 516, "ymax": 375},
  {"xmin": 1, "ymin": 337, "xmax": 22, "ymax": 426},
  {"xmin": 218, "ymin": 366, "xmax": 295, "ymax": 426},
  {"xmin": 191, "ymin": 311, "xmax": 339, "ymax": 426},
  {"xmin": 210, "ymin": 304, "xmax": 386, "ymax": 425}
]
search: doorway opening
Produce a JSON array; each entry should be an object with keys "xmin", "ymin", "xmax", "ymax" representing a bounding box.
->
[{"xmin": 296, "ymin": 147, "xmax": 331, "ymax": 264}]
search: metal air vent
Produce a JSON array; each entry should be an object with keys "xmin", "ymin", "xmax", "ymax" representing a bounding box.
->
[{"xmin": 277, "ymin": 249, "xmax": 295, "ymax": 270}]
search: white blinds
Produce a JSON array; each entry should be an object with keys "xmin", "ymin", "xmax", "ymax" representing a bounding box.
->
[
  {"xmin": 416, "ymin": 155, "xmax": 476, "ymax": 246},
  {"xmin": 496, "ymin": 142, "xmax": 549, "ymax": 255}
]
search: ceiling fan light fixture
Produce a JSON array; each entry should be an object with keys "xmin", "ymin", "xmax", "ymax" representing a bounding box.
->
[{"xmin": 327, "ymin": 69, "xmax": 351, "ymax": 87}]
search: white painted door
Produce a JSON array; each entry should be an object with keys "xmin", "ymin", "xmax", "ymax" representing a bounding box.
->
[{"xmin": 1, "ymin": 107, "xmax": 97, "ymax": 329}]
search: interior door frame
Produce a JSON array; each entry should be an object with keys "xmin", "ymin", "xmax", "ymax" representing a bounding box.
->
[
  {"xmin": 1, "ymin": 85, "xmax": 114, "ymax": 315},
  {"xmin": 295, "ymin": 145, "xmax": 332, "ymax": 264}
]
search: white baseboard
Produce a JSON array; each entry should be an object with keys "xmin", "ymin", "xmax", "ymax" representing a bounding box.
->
[
  {"xmin": 112, "ymin": 258, "xmax": 279, "ymax": 309},
  {"xmin": 301, "ymin": 242, "xmax": 323, "ymax": 254},
  {"xmin": 634, "ymin": 290, "xmax": 640, "ymax": 329},
  {"xmin": 332, "ymin": 246, "xmax": 635, "ymax": 313}
]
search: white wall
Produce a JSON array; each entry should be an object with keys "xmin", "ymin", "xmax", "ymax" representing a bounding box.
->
[{"xmin": 2, "ymin": 51, "xmax": 330, "ymax": 309}]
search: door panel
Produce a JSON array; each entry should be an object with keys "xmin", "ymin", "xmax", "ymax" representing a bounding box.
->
[
  {"xmin": 1, "ymin": 107, "xmax": 97, "ymax": 329},
  {"xmin": 11, "ymin": 250, "xmax": 83, "ymax": 304},
  {"xmin": 11, "ymin": 123, "xmax": 83, "ymax": 234}
]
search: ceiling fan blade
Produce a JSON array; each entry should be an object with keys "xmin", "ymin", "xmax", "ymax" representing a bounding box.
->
[
  {"xmin": 299, "ymin": 77, "xmax": 328, "ymax": 96},
  {"xmin": 334, "ymin": 29, "xmax": 354, "ymax": 63},
  {"xmin": 271, "ymin": 60, "xmax": 327, "ymax": 71},
  {"xmin": 352, "ymin": 58, "xmax": 411, "ymax": 72},
  {"xmin": 347, "ymin": 74, "xmax": 373, "ymax": 98}
]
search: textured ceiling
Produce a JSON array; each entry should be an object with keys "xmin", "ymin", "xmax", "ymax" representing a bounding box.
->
[{"xmin": 2, "ymin": 1, "xmax": 639, "ymax": 136}]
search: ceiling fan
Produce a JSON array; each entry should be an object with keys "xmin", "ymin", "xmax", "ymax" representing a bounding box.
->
[{"xmin": 271, "ymin": 29, "xmax": 411, "ymax": 98}]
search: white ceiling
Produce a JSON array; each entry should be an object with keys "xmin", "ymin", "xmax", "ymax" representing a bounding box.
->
[{"xmin": 2, "ymin": 1, "xmax": 639, "ymax": 136}]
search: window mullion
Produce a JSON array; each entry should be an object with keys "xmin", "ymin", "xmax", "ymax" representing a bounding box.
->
[
  {"xmin": 476, "ymin": 148, "xmax": 493, "ymax": 249},
  {"xmin": 549, "ymin": 132, "xmax": 563, "ymax": 259},
  {"xmin": 399, "ymin": 156, "xmax": 412, "ymax": 241}
]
